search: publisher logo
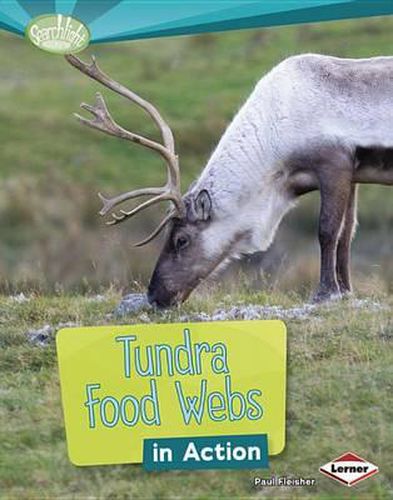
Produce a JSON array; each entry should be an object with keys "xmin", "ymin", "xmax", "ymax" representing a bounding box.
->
[
  {"xmin": 319, "ymin": 452, "xmax": 379, "ymax": 487},
  {"xmin": 26, "ymin": 14, "xmax": 90, "ymax": 54}
]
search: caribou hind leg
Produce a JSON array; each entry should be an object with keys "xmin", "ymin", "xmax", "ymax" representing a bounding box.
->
[
  {"xmin": 313, "ymin": 159, "xmax": 353, "ymax": 302},
  {"xmin": 336, "ymin": 184, "xmax": 358, "ymax": 294}
]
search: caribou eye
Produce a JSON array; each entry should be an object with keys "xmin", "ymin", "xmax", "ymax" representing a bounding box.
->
[{"xmin": 175, "ymin": 234, "xmax": 189, "ymax": 251}]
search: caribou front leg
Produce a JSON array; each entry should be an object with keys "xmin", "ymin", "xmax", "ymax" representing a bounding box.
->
[
  {"xmin": 336, "ymin": 184, "xmax": 358, "ymax": 294},
  {"xmin": 313, "ymin": 164, "xmax": 353, "ymax": 302}
]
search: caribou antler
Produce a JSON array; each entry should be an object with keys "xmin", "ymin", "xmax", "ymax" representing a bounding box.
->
[{"xmin": 65, "ymin": 54, "xmax": 185, "ymax": 245}]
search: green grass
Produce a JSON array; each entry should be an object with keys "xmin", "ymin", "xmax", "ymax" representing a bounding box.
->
[{"xmin": 0, "ymin": 290, "xmax": 392, "ymax": 498}]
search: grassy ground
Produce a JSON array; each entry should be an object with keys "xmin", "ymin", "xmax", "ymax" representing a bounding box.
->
[{"xmin": 0, "ymin": 290, "xmax": 392, "ymax": 498}]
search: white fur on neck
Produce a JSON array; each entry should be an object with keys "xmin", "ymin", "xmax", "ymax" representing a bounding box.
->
[
  {"xmin": 190, "ymin": 57, "xmax": 294, "ymax": 258},
  {"xmin": 201, "ymin": 186, "xmax": 295, "ymax": 263}
]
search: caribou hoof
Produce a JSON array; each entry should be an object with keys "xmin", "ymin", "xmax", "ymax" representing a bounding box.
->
[
  {"xmin": 338, "ymin": 287, "xmax": 354, "ymax": 298},
  {"xmin": 311, "ymin": 289, "xmax": 342, "ymax": 304}
]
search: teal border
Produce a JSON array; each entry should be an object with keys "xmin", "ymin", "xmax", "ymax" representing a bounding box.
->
[{"xmin": 1, "ymin": 1, "xmax": 393, "ymax": 44}]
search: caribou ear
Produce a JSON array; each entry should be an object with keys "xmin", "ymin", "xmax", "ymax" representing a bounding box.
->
[{"xmin": 194, "ymin": 189, "xmax": 212, "ymax": 221}]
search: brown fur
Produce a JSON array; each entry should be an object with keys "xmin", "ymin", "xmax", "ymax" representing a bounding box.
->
[{"xmin": 288, "ymin": 142, "xmax": 392, "ymax": 301}]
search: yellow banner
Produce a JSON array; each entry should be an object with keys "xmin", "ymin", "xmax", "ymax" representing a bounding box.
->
[{"xmin": 56, "ymin": 320, "xmax": 286, "ymax": 466}]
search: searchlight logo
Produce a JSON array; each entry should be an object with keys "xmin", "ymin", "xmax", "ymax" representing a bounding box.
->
[{"xmin": 26, "ymin": 14, "xmax": 90, "ymax": 54}]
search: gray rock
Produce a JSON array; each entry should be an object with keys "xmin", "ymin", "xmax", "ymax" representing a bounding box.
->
[
  {"xmin": 26, "ymin": 321, "xmax": 79, "ymax": 346},
  {"xmin": 114, "ymin": 293, "xmax": 150, "ymax": 316},
  {"xmin": 179, "ymin": 303, "xmax": 317, "ymax": 322},
  {"xmin": 26, "ymin": 324, "xmax": 54, "ymax": 346},
  {"xmin": 8, "ymin": 293, "xmax": 30, "ymax": 304}
]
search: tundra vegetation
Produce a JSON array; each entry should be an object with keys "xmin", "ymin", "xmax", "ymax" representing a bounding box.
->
[
  {"xmin": 0, "ymin": 292, "xmax": 392, "ymax": 497},
  {"xmin": 0, "ymin": 16, "xmax": 392, "ymax": 498}
]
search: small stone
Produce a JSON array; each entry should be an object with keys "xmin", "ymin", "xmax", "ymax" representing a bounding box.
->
[
  {"xmin": 114, "ymin": 293, "xmax": 150, "ymax": 316},
  {"xmin": 138, "ymin": 312, "xmax": 151, "ymax": 323},
  {"xmin": 26, "ymin": 324, "xmax": 54, "ymax": 346},
  {"xmin": 86, "ymin": 294, "xmax": 106, "ymax": 303},
  {"xmin": 9, "ymin": 293, "xmax": 30, "ymax": 304},
  {"xmin": 57, "ymin": 321, "xmax": 80, "ymax": 330}
]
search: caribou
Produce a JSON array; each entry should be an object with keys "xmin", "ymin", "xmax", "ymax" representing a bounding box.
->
[{"xmin": 66, "ymin": 53, "xmax": 393, "ymax": 307}]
